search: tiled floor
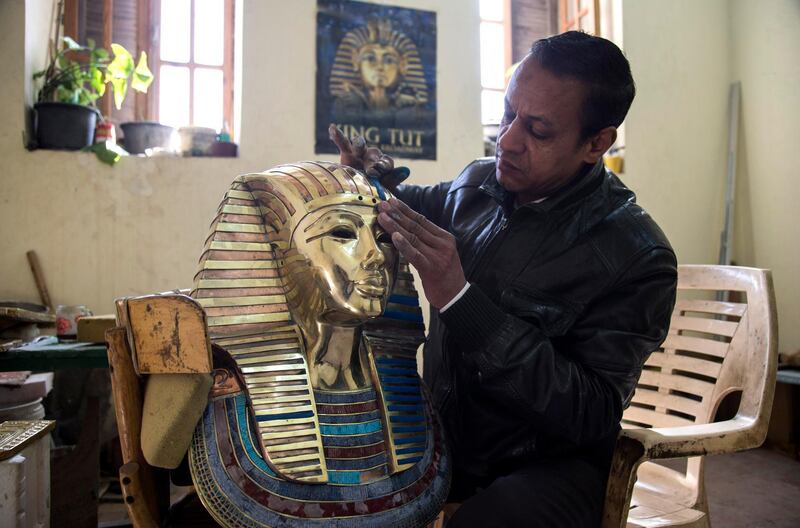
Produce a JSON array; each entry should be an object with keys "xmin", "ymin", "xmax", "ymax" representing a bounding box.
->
[
  {"xmin": 704, "ymin": 448, "xmax": 800, "ymax": 527},
  {"xmin": 98, "ymin": 448, "xmax": 800, "ymax": 527}
]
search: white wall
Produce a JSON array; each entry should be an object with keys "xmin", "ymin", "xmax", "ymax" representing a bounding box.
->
[
  {"xmin": 623, "ymin": 0, "xmax": 800, "ymax": 353},
  {"xmin": 5, "ymin": 0, "xmax": 796, "ymax": 353},
  {"xmin": 622, "ymin": 0, "xmax": 730, "ymax": 266},
  {"xmin": 0, "ymin": 0, "xmax": 483, "ymax": 316},
  {"xmin": 729, "ymin": 0, "xmax": 800, "ymax": 353}
]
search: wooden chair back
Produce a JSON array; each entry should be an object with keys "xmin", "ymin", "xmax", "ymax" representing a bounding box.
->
[{"xmin": 622, "ymin": 265, "xmax": 778, "ymax": 507}]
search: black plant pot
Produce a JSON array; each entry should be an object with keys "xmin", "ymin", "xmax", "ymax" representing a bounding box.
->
[
  {"xmin": 34, "ymin": 102, "xmax": 101, "ymax": 150},
  {"xmin": 120, "ymin": 121, "xmax": 177, "ymax": 154}
]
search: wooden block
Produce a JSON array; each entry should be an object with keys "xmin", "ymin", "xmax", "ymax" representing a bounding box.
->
[
  {"xmin": 124, "ymin": 295, "xmax": 212, "ymax": 375},
  {"xmin": 77, "ymin": 315, "xmax": 116, "ymax": 343},
  {"xmin": 0, "ymin": 305, "xmax": 55, "ymax": 324},
  {"xmin": 141, "ymin": 373, "xmax": 213, "ymax": 469}
]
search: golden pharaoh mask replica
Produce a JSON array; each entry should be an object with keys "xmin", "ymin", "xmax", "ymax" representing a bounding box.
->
[{"xmin": 188, "ymin": 162, "xmax": 450, "ymax": 527}]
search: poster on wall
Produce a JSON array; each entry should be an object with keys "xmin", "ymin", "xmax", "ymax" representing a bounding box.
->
[{"xmin": 315, "ymin": 0, "xmax": 437, "ymax": 160}]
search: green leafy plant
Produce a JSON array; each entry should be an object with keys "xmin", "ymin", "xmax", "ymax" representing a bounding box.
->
[{"xmin": 34, "ymin": 37, "xmax": 153, "ymax": 111}]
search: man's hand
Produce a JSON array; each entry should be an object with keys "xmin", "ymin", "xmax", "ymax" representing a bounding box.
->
[
  {"xmin": 328, "ymin": 125, "xmax": 409, "ymax": 191},
  {"xmin": 377, "ymin": 197, "xmax": 467, "ymax": 309}
]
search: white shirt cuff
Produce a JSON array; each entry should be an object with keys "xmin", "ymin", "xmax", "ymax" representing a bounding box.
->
[{"xmin": 439, "ymin": 283, "xmax": 471, "ymax": 313}]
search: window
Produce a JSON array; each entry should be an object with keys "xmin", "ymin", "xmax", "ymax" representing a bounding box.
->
[
  {"xmin": 64, "ymin": 0, "xmax": 236, "ymax": 136},
  {"xmin": 559, "ymin": 0, "xmax": 599, "ymax": 34},
  {"xmin": 152, "ymin": 0, "xmax": 235, "ymax": 133},
  {"xmin": 479, "ymin": 0, "xmax": 512, "ymax": 125}
]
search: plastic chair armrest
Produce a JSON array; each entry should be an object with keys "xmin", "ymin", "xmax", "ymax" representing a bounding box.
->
[
  {"xmin": 619, "ymin": 414, "xmax": 766, "ymax": 460},
  {"xmin": 602, "ymin": 415, "xmax": 764, "ymax": 528}
]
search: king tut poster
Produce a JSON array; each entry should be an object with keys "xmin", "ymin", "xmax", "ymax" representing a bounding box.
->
[{"xmin": 315, "ymin": 0, "xmax": 437, "ymax": 160}]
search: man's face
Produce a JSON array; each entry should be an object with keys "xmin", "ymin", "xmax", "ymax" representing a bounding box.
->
[
  {"xmin": 496, "ymin": 58, "xmax": 590, "ymax": 204},
  {"xmin": 292, "ymin": 206, "xmax": 397, "ymax": 324},
  {"xmin": 358, "ymin": 44, "xmax": 402, "ymax": 89}
]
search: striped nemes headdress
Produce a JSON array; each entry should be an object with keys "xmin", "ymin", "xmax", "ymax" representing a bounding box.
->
[{"xmin": 190, "ymin": 161, "xmax": 426, "ymax": 483}]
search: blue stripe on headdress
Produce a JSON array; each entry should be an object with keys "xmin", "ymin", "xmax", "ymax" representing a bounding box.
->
[
  {"xmin": 368, "ymin": 176, "xmax": 387, "ymax": 200},
  {"xmin": 388, "ymin": 294, "xmax": 420, "ymax": 306},
  {"xmin": 383, "ymin": 310, "xmax": 424, "ymax": 323}
]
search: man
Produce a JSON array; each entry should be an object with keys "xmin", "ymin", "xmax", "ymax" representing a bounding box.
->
[{"xmin": 331, "ymin": 31, "xmax": 677, "ymax": 527}]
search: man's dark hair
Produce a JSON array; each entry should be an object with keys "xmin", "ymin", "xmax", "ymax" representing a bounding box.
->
[{"xmin": 530, "ymin": 31, "xmax": 635, "ymax": 140}]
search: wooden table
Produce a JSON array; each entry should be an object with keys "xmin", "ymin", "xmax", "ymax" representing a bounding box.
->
[
  {"xmin": 1, "ymin": 336, "xmax": 109, "ymax": 527},
  {"xmin": 0, "ymin": 337, "xmax": 107, "ymax": 372}
]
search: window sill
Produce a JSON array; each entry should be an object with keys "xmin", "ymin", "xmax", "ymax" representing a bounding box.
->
[
  {"xmin": 26, "ymin": 146, "xmax": 239, "ymax": 163},
  {"xmin": 24, "ymin": 148, "xmax": 244, "ymax": 172}
]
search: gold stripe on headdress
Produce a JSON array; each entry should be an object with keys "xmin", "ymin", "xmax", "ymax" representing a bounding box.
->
[{"xmin": 193, "ymin": 167, "xmax": 329, "ymax": 484}]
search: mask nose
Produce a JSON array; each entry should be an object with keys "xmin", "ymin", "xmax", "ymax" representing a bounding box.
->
[{"xmin": 360, "ymin": 230, "xmax": 386, "ymax": 270}]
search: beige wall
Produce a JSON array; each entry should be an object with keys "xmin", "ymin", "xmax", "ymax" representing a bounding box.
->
[
  {"xmin": 622, "ymin": 0, "xmax": 731, "ymax": 266},
  {"xmin": 729, "ymin": 0, "xmax": 800, "ymax": 353},
  {"xmin": 623, "ymin": 0, "xmax": 800, "ymax": 352},
  {"xmin": 0, "ymin": 0, "xmax": 483, "ymax": 315},
  {"xmin": 3, "ymin": 0, "xmax": 797, "ymax": 353}
]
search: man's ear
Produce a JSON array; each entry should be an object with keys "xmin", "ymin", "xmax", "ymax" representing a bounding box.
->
[{"xmin": 582, "ymin": 126, "xmax": 618, "ymax": 164}]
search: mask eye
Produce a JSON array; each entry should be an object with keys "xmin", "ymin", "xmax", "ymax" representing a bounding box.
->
[
  {"xmin": 376, "ymin": 231, "xmax": 393, "ymax": 245},
  {"xmin": 328, "ymin": 227, "xmax": 357, "ymax": 240}
]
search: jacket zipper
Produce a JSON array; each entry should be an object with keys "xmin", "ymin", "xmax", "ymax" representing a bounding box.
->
[
  {"xmin": 465, "ymin": 210, "xmax": 510, "ymax": 279},
  {"xmin": 438, "ymin": 211, "xmax": 510, "ymax": 410}
]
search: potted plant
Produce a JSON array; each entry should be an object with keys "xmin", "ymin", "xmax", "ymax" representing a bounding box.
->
[
  {"xmin": 120, "ymin": 121, "xmax": 177, "ymax": 155},
  {"xmin": 32, "ymin": 37, "xmax": 153, "ymax": 150}
]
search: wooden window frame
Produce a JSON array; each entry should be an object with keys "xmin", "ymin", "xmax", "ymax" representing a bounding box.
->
[
  {"xmin": 63, "ymin": 0, "xmax": 116, "ymax": 117},
  {"xmin": 63, "ymin": 0, "xmax": 236, "ymax": 137},
  {"xmin": 480, "ymin": 0, "xmax": 513, "ymax": 125},
  {"xmin": 149, "ymin": 0, "xmax": 235, "ymax": 135},
  {"xmin": 559, "ymin": 0, "xmax": 600, "ymax": 34}
]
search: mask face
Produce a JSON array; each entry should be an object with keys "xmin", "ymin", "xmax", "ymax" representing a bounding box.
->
[
  {"xmin": 358, "ymin": 44, "xmax": 402, "ymax": 89},
  {"xmin": 291, "ymin": 205, "xmax": 398, "ymax": 325}
]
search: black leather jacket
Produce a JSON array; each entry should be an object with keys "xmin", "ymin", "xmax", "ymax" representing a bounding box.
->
[{"xmin": 396, "ymin": 158, "xmax": 677, "ymax": 479}]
